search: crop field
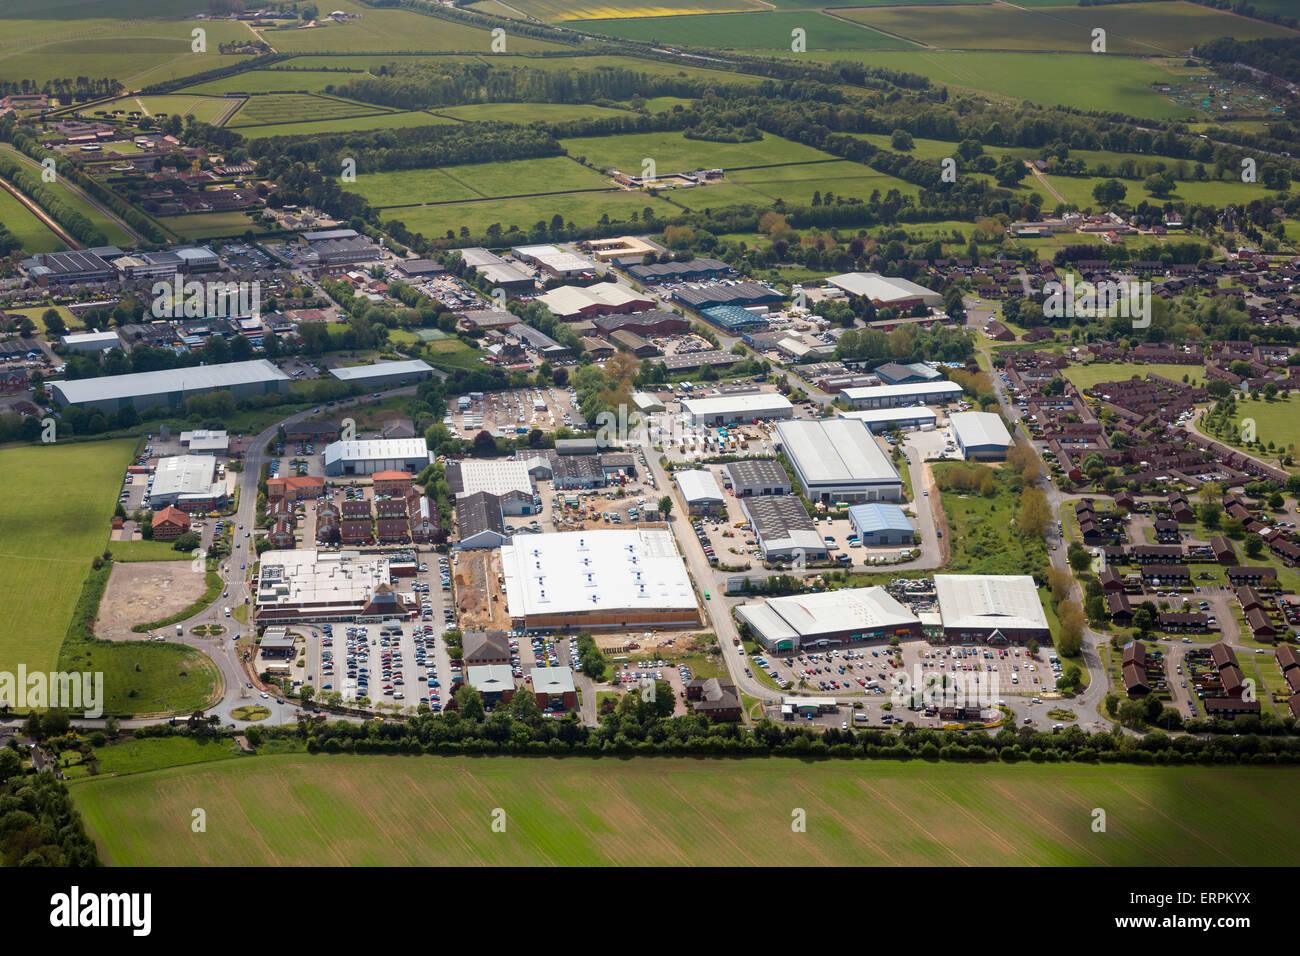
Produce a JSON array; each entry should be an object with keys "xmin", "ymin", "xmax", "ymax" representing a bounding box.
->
[
  {"xmin": 0, "ymin": 439, "xmax": 136, "ymax": 676},
  {"xmin": 836, "ymin": 2, "xmax": 1293, "ymax": 55},
  {"xmin": 181, "ymin": 69, "xmax": 364, "ymax": 95},
  {"xmin": 386, "ymin": 189, "xmax": 678, "ymax": 240},
  {"xmin": 672, "ymin": 159, "xmax": 921, "ymax": 210},
  {"xmin": 474, "ymin": 0, "xmax": 763, "ymax": 22},
  {"xmin": 77, "ymin": 94, "xmax": 238, "ymax": 125},
  {"xmin": 432, "ymin": 102, "xmax": 634, "ymax": 124},
  {"xmin": 70, "ymin": 754, "xmax": 1300, "ymax": 866},
  {"xmin": 561, "ymin": 130, "xmax": 833, "ymax": 174},
  {"xmin": 346, "ymin": 156, "xmax": 613, "ymax": 207},
  {"xmin": 255, "ymin": 0, "xmax": 570, "ymax": 54},
  {"xmin": 0, "ymin": 183, "xmax": 63, "ymax": 254},
  {"xmin": 226, "ymin": 92, "xmax": 391, "ymax": 128},
  {"xmin": 235, "ymin": 110, "xmax": 459, "ymax": 140},
  {"xmin": 1062, "ymin": 363, "xmax": 1207, "ymax": 392},
  {"xmin": 576, "ymin": 11, "xmax": 914, "ymax": 50}
]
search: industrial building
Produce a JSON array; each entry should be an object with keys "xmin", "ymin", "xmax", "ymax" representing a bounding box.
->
[
  {"xmin": 254, "ymin": 550, "xmax": 412, "ymax": 624},
  {"xmin": 675, "ymin": 469, "xmax": 725, "ymax": 516},
  {"xmin": 510, "ymin": 244, "xmax": 595, "ymax": 278},
  {"xmin": 459, "ymin": 248, "xmax": 535, "ymax": 292},
  {"xmin": 500, "ymin": 529, "xmax": 699, "ymax": 632},
  {"xmin": 826, "ymin": 273, "xmax": 943, "ymax": 309},
  {"xmin": 511, "ymin": 323, "xmax": 572, "ymax": 361},
  {"xmin": 847, "ymin": 503, "xmax": 915, "ymax": 545},
  {"xmin": 592, "ymin": 310, "xmax": 689, "ymax": 338},
  {"xmin": 725, "ymin": 458, "xmax": 791, "ymax": 498},
  {"xmin": 736, "ymin": 586, "xmax": 921, "ymax": 652},
  {"xmin": 874, "ymin": 361, "xmax": 941, "ymax": 385},
  {"xmin": 743, "ymin": 495, "xmax": 825, "ymax": 563},
  {"xmin": 328, "ymin": 359, "xmax": 435, "ymax": 388},
  {"xmin": 841, "ymin": 381, "xmax": 964, "ymax": 409},
  {"xmin": 179, "ymin": 429, "xmax": 229, "ymax": 454},
  {"xmin": 840, "ymin": 406, "xmax": 938, "ymax": 433},
  {"xmin": 22, "ymin": 248, "xmax": 118, "ymax": 286},
  {"xmin": 626, "ymin": 257, "xmax": 732, "ymax": 284},
  {"xmin": 323, "ymin": 438, "xmax": 430, "ymax": 476},
  {"xmin": 672, "ymin": 281, "xmax": 783, "ymax": 311},
  {"xmin": 149, "ymin": 455, "xmax": 227, "ymax": 510},
  {"xmin": 452, "ymin": 460, "xmax": 536, "ymax": 510},
  {"xmin": 47, "ymin": 359, "xmax": 290, "ymax": 413},
  {"xmin": 455, "ymin": 491, "xmax": 510, "ymax": 549},
  {"xmin": 536, "ymin": 283, "xmax": 654, "ymax": 320},
  {"xmin": 61, "ymin": 330, "xmax": 122, "ymax": 353},
  {"xmin": 933, "ymin": 574, "xmax": 1050, "ymax": 645},
  {"xmin": 948, "ymin": 411, "xmax": 1013, "ymax": 460},
  {"xmin": 681, "ymin": 392, "xmax": 794, "ymax": 426},
  {"xmin": 773, "ymin": 418, "xmax": 902, "ymax": 503}
]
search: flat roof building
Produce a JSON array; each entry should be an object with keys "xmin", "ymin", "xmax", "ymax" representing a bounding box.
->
[
  {"xmin": 323, "ymin": 438, "xmax": 430, "ymax": 476},
  {"xmin": 681, "ymin": 392, "xmax": 793, "ymax": 426},
  {"xmin": 254, "ymin": 549, "xmax": 407, "ymax": 624},
  {"xmin": 675, "ymin": 469, "xmax": 724, "ymax": 516},
  {"xmin": 773, "ymin": 418, "xmax": 902, "ymax": 504},
  {"xmin": 61, "ymin": 330, "xmax": 122, "ymax": 353},
  {"xmin": 847, "ymin": 503, "xmax": 915, "ymax": 545},
  {"xmin": 459, "ymin": 248, "xmax": 535, "ymax": 292},
  {"xmin": 949, "ymin": 411, "xmax": 1012, "ymax": 460},
  {"xmin": 726, "ymin": 458, "xmax": 791, "ymax": 498},
  {"xmin": 743, "ymin": 495, "xmax": 825, "ymax": 562},
  {"xmin": 511, "ymin": 244, "xmax": 595, "ymax": 278},
  {"xmin": 536, "ymin": 283, "xmax": 653, "ymax": 320},
  {"xmin": 934, "ymin": 574, "xmax": 1049, "ymax": 644},
  {"xmin": 149, "ymin": 455, "xmax": 226, "ymax": 509},
  {"xmin": 328, "ymin": 359, "xmax": 435, "ymax": 387},
  {"xmin": 826, "ymin": 273, "xmax": 942, "ymax": 308},
  {"xmin": 47, "ymin": 359, "xmax": 290, "ymax": 413},
  {"xmin": 840, "ymin": 406, "xmax": 937, "ymax": 433},
  {"xmin": 736, "ymin": 586, "xmax": 921, "ymax": 652},
  {"xmin": 179, "ymin": 429, "xmax": 229, "ymax": 454},
  {"xmin": 500, "ymin": 529, "xmax": 698, "ymax": 632},
  {"xmin": 841, "ymin": 381, "xmax": 964, "ymax": 410}
]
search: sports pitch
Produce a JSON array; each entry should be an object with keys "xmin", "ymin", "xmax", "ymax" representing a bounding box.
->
[{"xmin": 71, "ymin": 754, "xmax": 1300, "ymax": 866}]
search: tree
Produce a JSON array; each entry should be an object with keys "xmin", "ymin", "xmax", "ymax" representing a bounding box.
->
[
  {"xmin": 1047, "ymin": 566, "xmax": 1073, "ymax": 604},
  {"xmin": 508, "ymin": 686, "xmax": 542, "ymax": 724},
  {"xmin": 657, "ymin": 495, "xmax": 673, "ymax": 517},
  {"xmin": 1118, "ymin": 698, "xmax": 1148, "ymax": 729},
  {"xmin": 890, "ymin": 129, "xmax": 914, "ymax": 151},
  {"xmin": 1057, "ymin": 600, "xmax": 1085, "ymax": 656},
  {"xmin": 1092, "ymin": 179, "xmax": 1127, "ymax": 204},
  {"xmin": 1245, "ymin": 533, "xmax": 1264, "ymax": 558},
  {"xmin": 1067, "ymin": 541, "xmax": 1091, "ymax": 572},
  {"xmin": 454, "ymin": 684, "xmax": 485, "ymax": 721},
  {"xmin": 171, "ymin": 531, "xmax": 201, "ymax": 553},
  {"xmin": 1025, "ymin": 638, "xmax": 1040, "ymax": 657},
  {"xmin": 41, "ymin": 308, "xmax": 66, "ymax": 336}
]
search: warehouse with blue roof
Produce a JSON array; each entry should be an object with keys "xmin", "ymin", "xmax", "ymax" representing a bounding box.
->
[{"xmin": 848, "ymin": 503, "xmax": 915, "ymax": 545}]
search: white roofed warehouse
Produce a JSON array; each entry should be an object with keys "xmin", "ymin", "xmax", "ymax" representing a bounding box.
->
[
  {"xmin": 500, "ymin": 529, "xmax": 699, "ymax": 632},
  {"xmin": 934, "ymin": 574, "xmax": 1050, "ymax": 645},
  {"xmin": 773, "ymin": 418, "xmax": 902, "ymax": 504},
  {"xmin": 736, "ymin": 586, "xmax": 922, "ymax": 652},
  {"xmin": 675, "ymin": 469, "xmax": 724, "ymax": 516},
  {"xmin": 948, "ymin": 411, "xmax": 1012, "ymax": 460},
  {"xmin": 47, "ymin": 359, "xmax": 290, "ymax": 413},
  {"xmin": 840, "ymin": 381, "xmax": 964, "ymax": 410},
  {"xmin": 681, "ymin": 392, "xmax": 793, "ymax": 426},
  {"xmin": 826, "ymin": 273, "xmax": 943, "ymax": 309},
  {"xmin": 324, "ymin": 438, "xmax": 430, "ymax": 476},
  {"xmin": 328, "ymin": 359, "xmax": 435, "ymax": 388}
]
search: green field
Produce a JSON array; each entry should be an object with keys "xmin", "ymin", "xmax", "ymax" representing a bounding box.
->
[
  {"xmin": 235, "ymin": 109, "xmax": 460, "ymax": 140},
  {"xmin": 578, "ymin": 10, "xmax": 914, "ymax": 50},
  {"xmin": 0, "ymin": 182, "xmax": 63, "ymax": 253},
  {"xmin": 836, "ymin": 1, "xmax": 1292, "ymax": 55},
  {"xmin": 1063, "ymin": 363, "xmax": 1207, "ymax": 392},
  {"xmin": 106, "ymin": 539, "xmax": 190, "ymax": 563},
  {"xmin": 182, "ymin": 69, "xmax": 365, "ymax": 95},
  {"xmin": 346, "ymin": 156, "xmax": 612, "ymax": 207},
  {"xmin": 1039, "ymin": 170, "xmax": 1282, "ymax": 210},
  {"xmin": 473, "ymin": 0, "xmax": 762, "ymax": 22},
  {"xmin": 384, "ymin": 189, "xmax": 678, "ymax": 239},
  {"xmin": 227, "ymin": 92, "xmax": 391, "ymax": 128},
  {"xmin": 0, "ymin": 145, "xmax": 134, "ymax": 246},
  {"xmin": 561, "ymin": 129, "xmax": 833, "ymax": 174},
  {"xmin": 156, "ymin": 211, "xmax": 261, "ymax": 241},
  {"xmin": 675, "ymin": 159, "xmax": 920, "ymax": 209},
  {"xmin": 432, "ymin": 101, "xmax": 633, "ymax": 124},
  {"xmin": 77, "ymin": 94, "xmax": 238, "ymax": 125},
  {"xmin": 0, "ymin": 439, "xmax": 135, "ymax": 675},
  {"xmin": 1203, "ymin": 392, "xmax": 1300, "ymax": 460},
  {"xmin": 70, "ymin": 754, "xmax": 1300, "ymax": 865}
]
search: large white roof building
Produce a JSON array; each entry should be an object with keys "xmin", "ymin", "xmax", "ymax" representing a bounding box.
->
[
  {"xmin": 681, "ymin": 392, "xmax": 794, "ymax": 426},
  {"xmin": 323, "ymin": 438, "xmax": 430, "ymax": 476},
  {"xmin": 841, "ymin": 381, "xmax": 964, "ymax": 410},
  {"xmin": 737, "ymin": 586, "xmax": 921, "ymax": 651},
  {"xmin": 47, "ymin": 359, "xmax": 289, "ymax": 413},
  {"xmin": 328, "ymin": 359, "xmax": 435, "ymax": 385},
  {"xmin": 826, "ymin": 272, "xmax": 942, "ymax": 308},
  {"xmin": 949, "ymin": 411, "xmax": 1012, "ymax": 460},
  {"xmin": 500, "ymin": 529, "xmax": 699, "ymax": 631},
  {"xmin": 455, "ymin": 460, "xmax": 534, "ymax": 499},
  {"xmin": 149, "ymin": 455, "xmax": 225, "ymax": 508},
  {"xmin": 773, "ymin": 418, "xmax": 901, "ymax": 503},
  {"xmin": 933, "ymin": 574, "xmax": 1049, "ymax": 643}
]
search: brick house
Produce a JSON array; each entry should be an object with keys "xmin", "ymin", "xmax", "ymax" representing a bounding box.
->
[{"xmin": 150, "ymin": 506, "xmax": 191, "ymax": 540}]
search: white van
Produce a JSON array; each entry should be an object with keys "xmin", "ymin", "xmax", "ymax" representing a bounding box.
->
[{"xmin": 223, "ymin": 607, "xmax": 231, "ymax": 618}]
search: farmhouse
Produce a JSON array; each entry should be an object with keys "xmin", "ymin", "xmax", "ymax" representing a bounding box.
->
[
  {"xmin": 773, "ymin": 418, "xmax": 902, "ymax": 503},
  {"xmin": 735, "ymin": 586, "xmax": 921, "ymax": 653},
  {"xmin": 500, "ymin": 529, "xmax": 699, "ymax": 632}
]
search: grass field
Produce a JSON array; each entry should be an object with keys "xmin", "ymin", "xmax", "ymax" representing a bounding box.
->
[
  {"xmin": 77, "ymin": 94, "xmax": 237, "ymax": 125},
  {"xmin": 577, "ymin": 11, "xmax": 914, "ymax": 50},
  {"xmin": 257, "ymin": 0, "xmax": 571, "ymax": 54},
  {"xmin": 155, "ymin": 211, "xmax": 261, "ymax": 241},
  {"xmin": 1039, "ymin": 170, "xmax": 1282, "ymax": 209},
  {"xmin": 0, "ymin": 145, "xmax": 134, "ymax": 246},
  {"xmin": 234, "ymin": 109, "xmax": 459, "ymax": 140},
  {"xmin": 475, "ymin": 0, "xmax": 762, "ymax": 21},
  {"xmin": 836, "ymin": 2, "xmax": 1292, "ymax": 55},
  {"xmin": 0, "ymin": 439, "xmax": 136, "ymax": 675},
  {"xmin": 346, "ymin": 156, "xmax": 612, "ymax": 207},
  {"xmin": 181, "ymin": 69, "xmax": 365, "ymax": 95},
  {"xmin": 674, "ymin": 159, "xmax": 920, "ymax": 209},
  {"xmin": 0, "ymin": 182, "xmax": 63, "ymax": 253},
  {"xmin": 1063, "ymin": 363, "xmax": 1207, "ymax": 391},
  {"xmin": 105, "ymin": 539, "xmax": 189, "ymax": 563},
  {"xmin": 1203, "ymin": 393, "xmax": 1300, "ymax": 460},
  {"xmin": 803, "ymin": 51, "xmax": 1201, "ymax": 120},
  {"xmin": 384, "ymin": 189, "xmax": 678, "ymax": 239},
  {"xmin": 432, "ymin": 101, "xmax": 633, "ymax": 124},
  {"xmin": 561, "ymin": 129, "xmax": 833, "ymax": 174},
  {"xmin": 70, "ymin": 753, "xmax": 1300, "ymax": 865},
  {"xmin": 227, "ymin": 92, "xmax": 391, "ymax": 128}
]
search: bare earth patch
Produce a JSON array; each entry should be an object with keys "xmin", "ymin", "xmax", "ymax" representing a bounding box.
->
[{"xmin": 96, "ymin": 561, "xmax": 207, "ymax": 641}]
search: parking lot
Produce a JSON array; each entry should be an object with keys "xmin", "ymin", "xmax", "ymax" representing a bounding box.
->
[{"xmin": 449, "ymin": 386, "xmax": 584, "ymax": 436}]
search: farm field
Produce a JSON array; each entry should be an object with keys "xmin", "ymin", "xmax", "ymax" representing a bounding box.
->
[
  {"xmin": 181, "ymin": 69, "xmax": 365, "ymax": 95},
  {"xmin": 673, "ymin": 160, "xmax": 921, "ymax": 209},
  {"xmin": 473, "ymin": 0, "xmax": 761, "ymax": 21},
  {"xmin": 227, "ymin": 92, "xmax": 391, "ymax": 128},
  {"xmin": 77, "ymin": 94, "xmax": 237, "ymax": 125},
  {"xmin": 0, "ymin": 439, "xmax": 136, "ymax": 676},
  {"xmin": 432, "ymin": 102, "xmax": 633, "ymax": 124},
  {"xmin": 255, "ymin": 0, "xmax": 571, "ymax": 54},
  {"xmin": 385, "ymin": 189, "xmax": 678, "ymax": 240},
  {"xmin": 0, "ymin": 145, "xmax": 134, "ymax": 246},
  {"xmin": 155, "ymin": 211, "xmax": 262, "ymax": 241},
  {"xmin": 561, "ymin": 130, "xmax": 834, "ymax": 174},
  {"xmin": 235, "ymin": 110, "xmax": 460, "ymax": 140},
  {"xmin": 804, "ymin": 51, "xmax": 1200, "ymax": 120},
  {"xmin": 836, "ymin": 2, "xmax": 1292, "ymax": 55},
  {"xmin": 346, "ymin": 156, "xmax": 612, "ymax": 207},
  {"xmin": 1063, "ymin": 363, "xmax": 1208, "ymax": 392},
  {"xmin": 0, "ymin": 183, "xmax": 63, "ymax": 254},
  {"xmin": 576, "ymin": 11, "xmax": 915, "ymax": 50},
  {"xmin": 70, "ymin": 754, "xmax": 1300, "ymax": 866}
]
